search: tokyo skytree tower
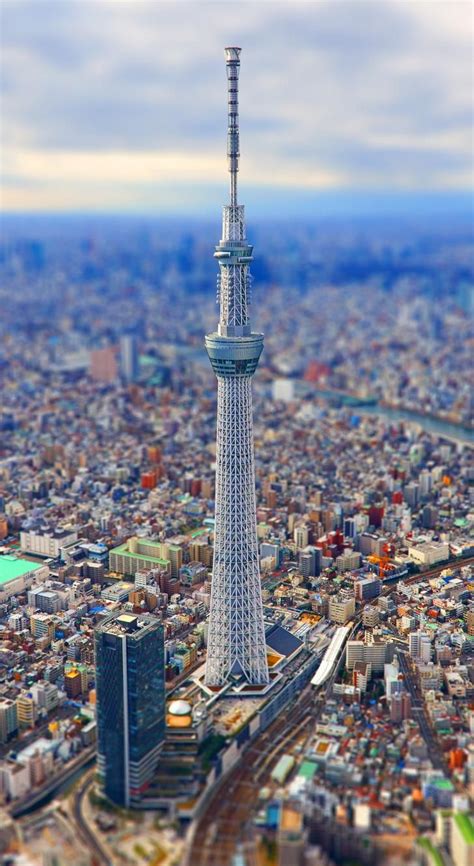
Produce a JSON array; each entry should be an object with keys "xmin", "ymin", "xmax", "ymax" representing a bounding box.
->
[{"xmin": 204, "ymin": 48, "xmax": 269, "ymax": 687}]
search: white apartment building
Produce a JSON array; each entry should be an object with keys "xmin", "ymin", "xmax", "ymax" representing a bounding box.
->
[
  {"xmin": 20, "ymin": 525, "xmax": 78, "ymax": 558},
  {"xmin": 409, "ymin": 630, "xmax": 432, "ymax": 664},
  {"xmin": 346, "ymin": 632, "xmax": 394, "ymax": 673}
]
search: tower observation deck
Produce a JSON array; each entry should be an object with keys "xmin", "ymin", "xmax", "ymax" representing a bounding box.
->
[{"xmin": 204, "ymin": 48, "xmax": 269, "ymax": 687}]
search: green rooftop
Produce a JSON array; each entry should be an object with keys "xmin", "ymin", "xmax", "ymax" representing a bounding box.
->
[
  {"xmin": 434, "ymin": 779, "xmax": 454, "ymax": 791},
  {"xmin": 298, "ymin": 760, "xmax": 317, "ymax": 780},
  {"xmin": 454, "ymin": 813, "xmax": 474, "ymax": 845},
  {"xmin": 110, "ymin": 543, "xmax": 169, "ymax": 568},
  {"xmin": 0, "ymin": 556, "xmax": 44, "ymax": 584}
]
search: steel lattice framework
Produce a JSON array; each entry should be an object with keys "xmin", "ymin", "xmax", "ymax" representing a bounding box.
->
[{"xmin": 204, "ymin": 48, "xmax": 269, "ymax": 687}]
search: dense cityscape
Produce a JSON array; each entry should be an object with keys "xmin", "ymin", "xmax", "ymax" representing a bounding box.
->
[
  {"xmin": 1, "ymin": 4, "xmax": 474, "ymax": 863},
  {"xmin": 0, "ymin": 195, "xmax": 472, "ymax": 866}
]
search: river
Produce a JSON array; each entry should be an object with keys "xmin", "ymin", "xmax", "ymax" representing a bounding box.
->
[{"xmin": 294, "ymin": 383, "xmax": 473, "ymax": 446}]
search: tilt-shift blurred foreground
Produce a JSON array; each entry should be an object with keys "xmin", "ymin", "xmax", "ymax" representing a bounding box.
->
[{"xmin": 0, "ymin": 2, "xmax": 473, "ymax": 866}]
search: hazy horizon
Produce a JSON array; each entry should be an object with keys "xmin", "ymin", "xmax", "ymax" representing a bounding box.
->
[{"xmin": 2, "ymin": 0, "xmax": 472, "ymax": 214}]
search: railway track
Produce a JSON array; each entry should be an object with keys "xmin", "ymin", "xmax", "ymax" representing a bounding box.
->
[{"xmin": 188, "ymin": 687, "xmax": 315, "ymax": 866}]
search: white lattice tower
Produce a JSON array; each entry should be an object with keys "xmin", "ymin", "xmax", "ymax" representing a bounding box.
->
[{"xmin": 204, "ymin": 48, "xmax": 269, "ymax": 687}]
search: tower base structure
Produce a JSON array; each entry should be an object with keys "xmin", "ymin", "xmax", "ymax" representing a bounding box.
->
[{"xmin": 204, "ymin": 363, "xmax": 269, "ymax": 688}]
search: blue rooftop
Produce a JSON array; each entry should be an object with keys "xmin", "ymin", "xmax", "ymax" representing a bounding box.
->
[{"xmin": 265, "ymin": 624, "xmax": 303, "ymax": 657}]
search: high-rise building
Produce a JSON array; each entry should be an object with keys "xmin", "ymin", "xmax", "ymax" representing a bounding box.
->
[
  {"xmin": 298, "ymin": 545, "xmax": 321, "ymax": 578},
  {"xmin": 409, "ymin": 630, "xmax": 432, "ymax": 664},
  {"xmin": 0, "ymin": 699, "xmax": 18, "ymax": 744},
  {"xmin": 64, "ymin": 668, "xmax": 82, "ymax": 698},
  {"xmin": 404, "ymin": 482, "xmax": 419, "ymax": 509},
  {"xmin": 346, "ymin": 632, "xmax": 394, "ymax": 673},
  {"xmin": 390, "ymin": 691, "xmax": 411, "ymax": 723},
  {"xmin": 362, "ymin": 605, "xmax": 380, "ymax": 628},
  {"xmin": 204, "ymin": 48, "xmax": 269, "ymax": 687},
  {"xmin": 422, "ymin": 505, "xmax": 438, "ymax": 529},
  {"xmin": 120, "ymin": 334, "xmax": 139, "ymax": 383},
  {"xmin": 89, "ymin": 346, "xmax": 118, "ymax": 383},
  {"xmin": 419, "ymin": 469, "xmax": 433, "ymax": 499},
  {"xmin": 261, "ymin": 542, "xmax": 281, "ymax": 569},
  {"xmin": 294, "ymin": 525, "xmax": 309, "ymax": 549},
  {"xmin": 95, "ymin": 612, "xmax": 165, "ymax": 808},
  {"xmin": 344, "ymin": 517, "xmax": 356, "ymax": 539}
]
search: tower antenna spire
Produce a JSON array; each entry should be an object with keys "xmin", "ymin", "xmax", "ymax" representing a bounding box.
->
[{"xmin": 225, "ymin": 46, "xmax": 241, "ymax": 207}]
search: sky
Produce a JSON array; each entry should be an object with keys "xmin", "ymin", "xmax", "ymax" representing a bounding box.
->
[{"xmin": 1, "ymin": 0, "xmax": 473, "ymax": 215}]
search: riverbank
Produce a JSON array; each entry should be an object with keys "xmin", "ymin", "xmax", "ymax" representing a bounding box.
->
[{"xmin": 293, "ymin": 381, "xmax": 473, "ymax": 446}]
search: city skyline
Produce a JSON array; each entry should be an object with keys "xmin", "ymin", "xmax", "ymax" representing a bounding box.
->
[{"xmin": 1, "ymin": 0, "xmax": 472, "ymax": 214}]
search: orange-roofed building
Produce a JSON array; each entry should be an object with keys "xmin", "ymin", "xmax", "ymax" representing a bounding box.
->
[{"xmin": 449, "ymin": 748, "xmax": 466, "ymax": 770}]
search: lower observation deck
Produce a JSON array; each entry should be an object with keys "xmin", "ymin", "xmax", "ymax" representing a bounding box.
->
[{"xmin": 205, "ymin": 332, "xmax": 263, "ymax": 378}]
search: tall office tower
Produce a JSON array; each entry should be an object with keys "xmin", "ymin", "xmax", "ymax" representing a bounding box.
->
[
  {"xmin": 120, "ymin": 333, "xmax": 139, "ymax": 383},
  {"xmin": 204, "ymin": 48, "xmax": 269, "ymax": 687},
  {"xmin": 95, "ymin": 612, "xmax": 165, "ymax": 807}
]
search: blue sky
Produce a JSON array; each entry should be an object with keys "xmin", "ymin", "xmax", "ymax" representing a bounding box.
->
[{"xmin": 1, "ymin": 0, "xmax": 472, "ymax": 214}]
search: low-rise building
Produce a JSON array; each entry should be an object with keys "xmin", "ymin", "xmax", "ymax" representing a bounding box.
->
[
  {"xmin": 16, "ymin": 694, "xmax": 36, "ymax": 729},
  {"xmin": 408, "ymin": 542, "xmax": 450, "ymax": 567},
  {"xmin": 0, "ymin": 556, "xmax": 48, "ymax": 602},
  {"xmin": 20, "ymin": 525, "xmax": 78, "ymax": 558},
  {"xmin": 109, "ymin": 537, "xmax": 171, "ymax": 577}
]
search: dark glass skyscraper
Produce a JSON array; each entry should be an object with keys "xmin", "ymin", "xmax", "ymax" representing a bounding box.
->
[{"xmin": 95, "ymin": 612, "xmax": 165, "ymax": 808}]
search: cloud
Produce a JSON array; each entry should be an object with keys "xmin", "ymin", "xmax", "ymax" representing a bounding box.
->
[{"xmin": 1, "ymin": 0, "xmax": 472, "ymax": 211}]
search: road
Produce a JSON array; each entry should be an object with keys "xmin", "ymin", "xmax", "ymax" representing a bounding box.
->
[
  {"xmin": 396, "ymin": 650, "xmax": 449, "ymax": 775},
  {"xmin": 72, "ymin": 769, "xmax": 111, "ymax": 866}
]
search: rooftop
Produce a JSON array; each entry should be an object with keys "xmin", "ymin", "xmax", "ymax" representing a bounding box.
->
[
  {"xmin": 0, "ymin": 555, "xmax": 44, "ymax": 585},
  {"xmin": 298, "ymin": 760, "xmax": 317, "ymax": 780},
  {"xmin": 110, "ymin": 541, "xmax": 169, "ymax": 567}
]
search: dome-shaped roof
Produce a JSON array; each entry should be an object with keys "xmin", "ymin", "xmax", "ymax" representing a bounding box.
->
[{"xmin": 168, "ymin": 699, "xmax": 192, "ymax": 716}]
